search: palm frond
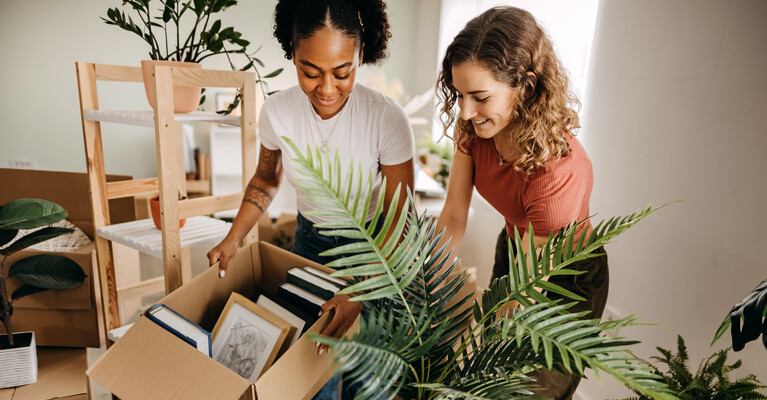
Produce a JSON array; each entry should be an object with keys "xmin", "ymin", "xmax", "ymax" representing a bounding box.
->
[
  {"xmin": 309, "ymin": 306, "xmax": 443, "ymax": 400},
  {"xmin": 415, "ymin": 369, "xmax": 540, "ymax": 400},
  {"xmin": 494, "ymin": 300, "xmax": 677, "ymax": 399}
]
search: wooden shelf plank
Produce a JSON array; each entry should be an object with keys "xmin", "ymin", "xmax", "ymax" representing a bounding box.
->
[
  {"xmin": 83, "ymin": 110, "xmax": 241, "ymax": 127},
  {"xmin": 96, "ymin": 216, "xmax": 231, "ymax": 258}
]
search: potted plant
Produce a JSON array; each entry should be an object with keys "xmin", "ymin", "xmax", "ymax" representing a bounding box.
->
[
  {"xmin": 149, "ymin": 190, "xmax": 187, "ymax": 230},
  {"xmin": 621, "ymin": 335, "xmax": 766, "ymax": 399},
  {"xmin": 102, "ymin": 0, "xmax": 282, "ymax": 113},
  {"xmin": 286, "ymin": 138, "xmax": 679, "ymax": 399},
  {"xmin": 0, "ymin": 199, "xmax": 87, "ymax": 388}
]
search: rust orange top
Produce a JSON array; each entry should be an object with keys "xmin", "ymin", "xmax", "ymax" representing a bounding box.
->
[{"xmin": 465, "ymin": 134, "xmax": 593, "ymax": 241}]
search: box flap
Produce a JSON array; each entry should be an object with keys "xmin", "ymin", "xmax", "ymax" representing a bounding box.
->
[
  {"xmin": 88, "ymin": 317, "xmax": 251, "ymax": 400},
  {"xmin": 255, "ymin": 313, "xmax": 335, "ymax": 400},
  {"xmin": 0, "ymin": 347, "xmax": 87, "ymax": 400}
]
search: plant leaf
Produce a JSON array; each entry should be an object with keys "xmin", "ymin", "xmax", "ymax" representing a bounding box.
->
[
  {"xmin": 0, "ymin": 227, "xmax": 73, "ymax": 256},
  {"xmin": 8, "ymin": 254, "xmax": 86, "ymax": 290},
  {"xmin": 0, "ymin": 199, "xmax": 68, "ymax": 230}
]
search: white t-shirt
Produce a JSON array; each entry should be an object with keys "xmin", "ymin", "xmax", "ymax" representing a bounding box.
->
[{"xmin": 260, "ymin": 84, "xmax": 415, "ymax": 223}]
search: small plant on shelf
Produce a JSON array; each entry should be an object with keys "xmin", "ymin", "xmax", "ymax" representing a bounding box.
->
[
  {"xmin": 0, "ymin": 199, "xmax": 86, "ymax": 348},
  {"xmin": 101, "ymin": 0, "xmax": 282, "ymax": 113}
]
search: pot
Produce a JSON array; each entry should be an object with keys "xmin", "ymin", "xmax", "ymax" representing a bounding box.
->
[
  {"xmin": 141, "ymin": 60, "xmax": 202, "ymax": 114},
  {"xmin": 0, "ymin": 331, "xmax": 37, "ymax": 388},
  {"xmin": 149, "ymin": 196, "xmax": 187, "ymax": 230}
]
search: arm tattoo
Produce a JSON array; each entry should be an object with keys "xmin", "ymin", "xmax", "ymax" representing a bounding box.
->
[
  {"xmin": 242, "ymin": 145, "xmax": 282, "ymax": 213},
  {"xmin": 243, "ymin": 182, "xmax": 273, "ymax": 213}
]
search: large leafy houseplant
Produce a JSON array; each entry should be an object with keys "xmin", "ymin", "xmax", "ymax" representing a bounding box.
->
[
  {"xmin": 102, "ymin": 0, "xmax": 282, "ymax": 113},
  {"xmin": 285, "ymin": 138, "xmax": 678, "ymax": 400},
  {"xmin": 0, "ymin": 199, "xmax": 86, "ymax": 348},
  {"xmin": 622, "ymin": 335, "xmax": 766, "ymax": 400}
]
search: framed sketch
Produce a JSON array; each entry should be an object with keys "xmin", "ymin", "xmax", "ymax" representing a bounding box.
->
[{"xmin": 211, "ymin": 292, "xmax": 293, "ymax": 382}]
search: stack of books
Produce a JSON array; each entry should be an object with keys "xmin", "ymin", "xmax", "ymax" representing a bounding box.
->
[{"xmin": 143, "ymin": 265, "xmax": 347, "ymax": 382}]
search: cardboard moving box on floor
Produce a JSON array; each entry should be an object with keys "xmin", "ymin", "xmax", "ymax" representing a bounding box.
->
[
  {"xmin": 0, "ymin": 347, "xmax": 88, "ymax": 400},
  {"xmin": 87, "ymin": 241, "xmax": 338, "ymax": 400},
  {"xmin": 0, "ymin": 168, "xmax": 135, "ymax": 348}
]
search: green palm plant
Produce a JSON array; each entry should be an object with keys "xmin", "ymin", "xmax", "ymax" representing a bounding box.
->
[{"xmin": 285, "ymin": 137, "xmax": 678, "ymax": 400}]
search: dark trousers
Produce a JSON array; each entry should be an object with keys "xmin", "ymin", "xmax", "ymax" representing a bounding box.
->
[
  {"xmin": 492, "ymin": 228, "xmax": 609, "ymax": 400},
  {"xmin": 293, "ymin": 212, "xmax": 384, "ymax": 400}
]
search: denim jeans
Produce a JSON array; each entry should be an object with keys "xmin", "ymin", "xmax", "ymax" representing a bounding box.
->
[{"xmin": 292, "ymin": 212, "xmax": 383, "ymax": 400}]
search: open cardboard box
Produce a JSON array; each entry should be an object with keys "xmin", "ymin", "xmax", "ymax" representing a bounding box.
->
[
  {"xmin": 0, "ymin": 168, "xmax": 134, "ymax": 348},
  {"xmin": 88, "ymin": 241, "xmax": 339, "ymax": 400}
]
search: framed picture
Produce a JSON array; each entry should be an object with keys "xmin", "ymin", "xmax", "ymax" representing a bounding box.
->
[{"xmin": 211, "ymin": 292, "xmax": 293, "ymax": 382}]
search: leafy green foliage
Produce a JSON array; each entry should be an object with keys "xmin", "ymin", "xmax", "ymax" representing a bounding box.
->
[
  {"xmin": 286, "ymin": 138, "xmax": 676, "ymax": 399},
  {"xmin": 101, "ymin": 0, "xmax": 282, "ymax": 114},
  {"xmin": 0, "ymin": 199, "xmax": 86, "ymax": 345},
  {"xmin": 622, "ymin": 336, "xmax": 767, "ymax": 400},
  {"xmin": 712, "ymin": 279, "xmax": 767, "ymax": 351}
]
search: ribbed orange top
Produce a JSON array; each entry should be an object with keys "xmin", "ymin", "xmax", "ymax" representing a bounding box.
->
[{"xmin": 466, "ymin": 135, "xmax": 593, "ymax": 240}]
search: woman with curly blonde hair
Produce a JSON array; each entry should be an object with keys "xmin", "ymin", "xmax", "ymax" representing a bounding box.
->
[{"xmin": 435, "ymin": 7, "xmax": 607, "ymax": 399}]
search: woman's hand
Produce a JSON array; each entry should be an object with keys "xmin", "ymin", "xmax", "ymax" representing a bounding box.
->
[
  {"xmin": 316, "ymin": 294, "xmax": 362, "ymax": 354},
  {"xmin": 207, "ymin": 236, "xmax": 239, "ymax": 277}
]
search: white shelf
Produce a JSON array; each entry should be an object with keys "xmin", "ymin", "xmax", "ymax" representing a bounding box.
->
[
  {"xmin": 96, "ymin": 216, "xmax": 231, "ymax": 258},
  {"xmin": 83, "ymin": 110, "xmax": 241, "ymax": 128}
]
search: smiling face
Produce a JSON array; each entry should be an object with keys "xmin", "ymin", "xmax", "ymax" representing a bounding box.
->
[
  {"xmin": 451, "ymin": 61, "xmax": 521, "ymax": 140},
  {"xmin": 293, "ymin": 26, "xmax": 362, "ymax": 120}
]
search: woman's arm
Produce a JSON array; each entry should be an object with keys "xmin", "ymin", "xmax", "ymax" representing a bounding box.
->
[
  {"xmin": 380, "ymin": 158, "xmax": 415, "ymax": 243},
  {"xmin": 435, "ymin": 149, "xmax": 475, "ymax": 274},
  {"xmin": 207, "ymin": 145, "xmax": 283, "ymax": 274}
]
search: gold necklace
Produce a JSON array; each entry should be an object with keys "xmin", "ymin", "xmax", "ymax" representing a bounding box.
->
[{"xmin": 492, "ymin": 138, "xmax": 508, "ymax": 167}]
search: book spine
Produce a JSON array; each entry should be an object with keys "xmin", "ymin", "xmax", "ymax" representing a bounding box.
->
[
  {"xmin": 286, "ymin": 273, "xmax": 335, "ymax": 300},
  {"xmin": 277, "ymin": 286, "xmax": 322, "ymax": 316}
]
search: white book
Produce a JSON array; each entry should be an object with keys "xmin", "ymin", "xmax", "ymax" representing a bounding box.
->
[
  {"xmin": 280, "ymin": 283, "xmax": 326, "ymax": 307},
  {"xmin": 147, "ymin": 304, "xmax": 211, "ymax": 357},
  {"xmin": 256, "ymin": 296, "xmax": 306, "ymax": 347},
  {"xmin": 303, "ymin": 266, "xmax": 347, "ymax": 287},
  {"xmin": 287, "ymin": 268, "xmax": 341, "ymax": 294}
]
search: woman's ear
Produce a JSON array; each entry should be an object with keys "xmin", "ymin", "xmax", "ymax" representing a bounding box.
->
[
  {"xmin": 358, "ymin": 43, "xmax": 365, "ymax": 65},
  {"xmin": 521, "ymin": 71, "xmax": 537, "ymax": 100}
]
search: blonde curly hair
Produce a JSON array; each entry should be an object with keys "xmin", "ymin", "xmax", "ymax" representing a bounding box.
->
[{"xmin": 436, "ymin": 6, "xmax": 580, "ymax": 175}]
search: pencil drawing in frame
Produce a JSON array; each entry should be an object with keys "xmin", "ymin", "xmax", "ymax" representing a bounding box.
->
[{"xmin": 211, "ymin": 292, "xmax": 293, "ymax": 382}]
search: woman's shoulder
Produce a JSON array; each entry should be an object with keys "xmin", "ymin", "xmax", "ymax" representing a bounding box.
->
[
  {"xmin": 353, "ymin": 83, "xmax": 405, "ymax": 112},
  {"xmin": 540, "ymin": 134, "xmax": 592, "ymax": 177}
]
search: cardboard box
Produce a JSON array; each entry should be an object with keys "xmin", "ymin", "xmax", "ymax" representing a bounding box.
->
[
  {"xmin": 258, "ymin": 212, "xmax": 296, "ymax": 251},
  {"xmin": 88, "ymin": 242, "xmax": 338, "ymax": 400},
  {"xmin": 5, "ymin": 243, "xmax": 103, "ymax": 348},
  {"xmin": 0, "ymin": 168, "xmax": 135, "ymax": 348},
  {"xmin": 0, "ymin": 347, "xmax": 88, "ymax": 400}
]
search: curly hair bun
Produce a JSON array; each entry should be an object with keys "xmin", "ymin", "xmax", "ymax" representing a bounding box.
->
[{"xmin": 273, "ymin": 0, "xmax": 391, "ymax": 65}]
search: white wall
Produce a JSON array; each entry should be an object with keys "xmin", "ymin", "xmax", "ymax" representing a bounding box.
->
[
  {"xmin": 577, "ymin": 0, "xmax": 767, "ymax": 398},
  {"xmin": 0, "ymin": 0, "xmax": 419, "ymax": 179}
]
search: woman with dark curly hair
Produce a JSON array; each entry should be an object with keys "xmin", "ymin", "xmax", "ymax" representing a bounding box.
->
[
  {"xmin": 207, "ymin": 1, "xmax": 413, "ymax": 396},
  {"xmin": 435, "ymin": 7, "xmax": 607, "ymax": 399}
]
